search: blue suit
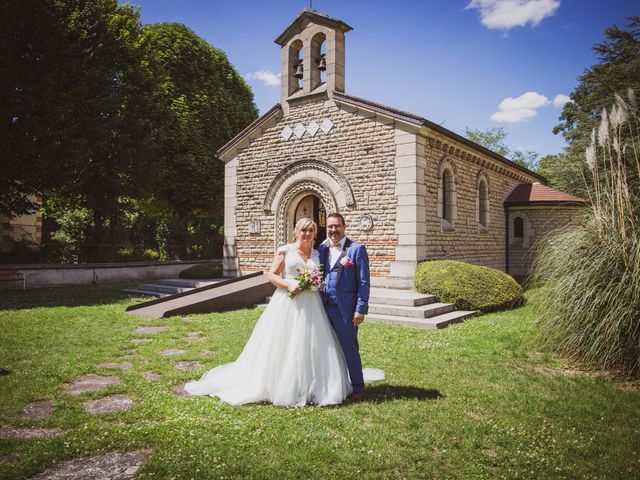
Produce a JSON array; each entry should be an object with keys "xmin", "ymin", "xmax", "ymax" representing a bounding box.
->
[{"xmin": 318, "ymin": 237, "xmax": 370, "ymax": 393}]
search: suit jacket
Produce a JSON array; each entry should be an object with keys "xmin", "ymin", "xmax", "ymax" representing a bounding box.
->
[{"xmin": 318, "ymin": 237, "xmax": 370, "ymax": 318}]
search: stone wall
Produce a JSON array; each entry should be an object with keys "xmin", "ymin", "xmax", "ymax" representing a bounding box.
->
[
  {"xmin": 232, "ymin": 98, "xmax": 397, "ymax": 277},
  {"xmin": 507, "ymin": 205, "xmax": 586, "ymax": 276},
  {"xmin": 422, "ymin": 134, "xmax": 538, "ymax": 271}
]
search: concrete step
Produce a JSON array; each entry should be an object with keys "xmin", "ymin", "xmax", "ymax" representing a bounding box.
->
[
  {"xmin": 137, "ymin": 284, "xmax": 191, "ymax": 295},
  {"xmin": 367, "ymin": 310, "xmax": 477, "ymax": 329},
  {"xmin": 368, "ymin": 302, "xmax": 454, "ymax": 318},
  {"xmin": 121, "ymin": 288, "xmax": 171, "ymax": 298},
  {"xmin": 369, "ymin": 287, "xmax": 435, "ymax": 307},
  {"xmin": 155, "ymin": 279, "xmax": 220, "ymax": 288}
]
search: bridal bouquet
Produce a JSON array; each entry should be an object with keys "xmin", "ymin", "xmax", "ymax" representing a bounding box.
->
[{"xmin": 289, "ymin": 265, "xmax": 324, "ymax": 297}]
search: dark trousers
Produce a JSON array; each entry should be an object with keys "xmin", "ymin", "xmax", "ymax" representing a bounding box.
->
[{"xmin": 324, "ymin": 303, "xmax": 364, "ymax": 393}]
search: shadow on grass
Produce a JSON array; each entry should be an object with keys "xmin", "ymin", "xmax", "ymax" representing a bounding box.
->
[
  {"xmin": 0, "ymin": 283, "xmax": 149, "ymax": 310},
  {"xmin": 363, "ymin": 384, "xmax": 443, "ymax": 403}
]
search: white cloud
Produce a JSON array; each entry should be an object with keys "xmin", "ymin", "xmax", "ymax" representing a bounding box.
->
[
  {"xmin": 466, "ymin": 0, "xmax": 560, "ymax": 30},
  {"xmin": 552, "ymin": 94, "xmax": 571, "ymax": 107},
  {"xmin": 491, "ymin": 91, "xmax": 550, "ymax": 123},
  {"xmin": 245, "ymin": 70, "xmax": 280, "ymax": 87}
]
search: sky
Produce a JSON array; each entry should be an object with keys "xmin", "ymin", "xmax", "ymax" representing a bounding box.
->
[{"xmin": 122, "ymin": 0, "xmax": 637, "ymax": 159}]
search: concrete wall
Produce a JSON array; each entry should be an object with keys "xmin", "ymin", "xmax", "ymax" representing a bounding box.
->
[{"xmin": 0, "ymin": 260, "xmax": 220, "ymax": 290}]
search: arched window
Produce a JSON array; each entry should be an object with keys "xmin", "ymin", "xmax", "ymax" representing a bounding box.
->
[
  {"xmin": 514, "ymin": 217, "xmax": 524, "ymax": 238},
  {"xmin": 477, "ymin": 177, "xmax": 489, "ymax": 230},
  {"xmin": 442, "ymin": 170, "xmax": 452, "ymax": 222},
  {"xmin": 437, "ymin": 159, "xmax": 457, "ymax": 231}
]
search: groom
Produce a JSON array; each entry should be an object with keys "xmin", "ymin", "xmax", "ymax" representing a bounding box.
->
[{"xmin": 319, "ymin": 213, "xmax": 370, "ymax": 402}]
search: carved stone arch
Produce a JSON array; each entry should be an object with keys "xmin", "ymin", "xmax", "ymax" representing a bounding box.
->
[
  {"xmin": 275, "ymin": 180, "xmax": 338, "ymax": 248},
  {"xmin": 264, "ymin": 159, "xmax": 354, "ymax": 248},
  {"xmin": 475, "ymin": 169, "xmax": 490, "ymax": 190},
  {"xmin": 263, "ymin": 159, "xmax": 355, "ymax": 213},
  {"xmin": 437, "ymin": 156, "xmax": 458, "ymax": 181}
]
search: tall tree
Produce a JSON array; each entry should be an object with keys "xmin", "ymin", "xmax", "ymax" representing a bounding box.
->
[
  {"xmin": 143, "ymin": 23, "xmax": 257, "ymax": 224},
  {"xmin": 0, "ymin": 1, "xmax": 154, "ymax": 223},
  {"xmin": 548, "ymin": 16, "xmax": 640, "ymax": 196},
  {"xmin": 464, "ymin": 127, "xmax": 539, "ymax": 171}
]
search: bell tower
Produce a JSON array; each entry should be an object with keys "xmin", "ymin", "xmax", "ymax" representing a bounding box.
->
[{"xmin": 275, "ymin": 9, "xmax": 352, "ymax": 114}]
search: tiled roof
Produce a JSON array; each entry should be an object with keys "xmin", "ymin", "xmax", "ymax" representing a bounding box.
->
[{"xmin": 505, "ymin": 182, "xmax": 588, "ymax": 206}]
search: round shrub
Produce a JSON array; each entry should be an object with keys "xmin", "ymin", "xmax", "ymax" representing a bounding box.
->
[
  {"xmin": 414, "ymin": 260, "xmax": 523, "ymax": 312},
  {"xmin": 179, "ymin": 263, "xmax": 222, "ymax": 279}
]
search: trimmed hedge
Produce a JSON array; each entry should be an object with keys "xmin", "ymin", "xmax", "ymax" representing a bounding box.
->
[
  {"xmin": 178, "ymin": 263, "xmax": 222, "ymax": 279},
  {"xmin": 414, "ymin": 260, "xmax": 523, "ymax": 312}
]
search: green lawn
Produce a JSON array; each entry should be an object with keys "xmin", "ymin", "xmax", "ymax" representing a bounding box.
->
[{"xmin": 1, "ymin": 284, "xmax": 639, "ymax": 479}]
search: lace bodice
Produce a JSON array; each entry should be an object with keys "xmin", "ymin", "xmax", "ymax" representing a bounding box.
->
[{"xmin": 279, "ymin": 244, "xmax": 321, "ymax": 281}]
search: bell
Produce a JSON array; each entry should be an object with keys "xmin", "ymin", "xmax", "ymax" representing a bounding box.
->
[
  {"xmin": 294, "ymin": 60, "xmax": 304, "ymax": 79},
  {"xmin": 317, "ymin": 54, "xmax": 326, "ymax": 72}
]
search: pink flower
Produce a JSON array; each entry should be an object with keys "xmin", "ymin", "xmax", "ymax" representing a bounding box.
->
[{"xmin": 340, "ymin": 256, "xmax": 354, "ymax": 267}]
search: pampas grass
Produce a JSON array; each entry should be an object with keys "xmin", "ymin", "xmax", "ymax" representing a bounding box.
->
[{"xmin": 533, "ymin": 89, "xmax": 640, "ymax": 376}]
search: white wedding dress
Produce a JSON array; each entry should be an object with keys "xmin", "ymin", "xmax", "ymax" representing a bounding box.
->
[{"xmin": 185, "ymin": 244, "xmax": 383, "ymax": 407}]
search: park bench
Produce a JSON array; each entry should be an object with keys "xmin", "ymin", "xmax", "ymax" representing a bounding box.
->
[{"xmin": 0, "ymin": 270, "xmax": 25, "ymax": 290}]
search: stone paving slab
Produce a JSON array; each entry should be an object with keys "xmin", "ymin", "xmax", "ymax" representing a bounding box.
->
[
  {"xmin": 96, "ymin": 362, "xmax": 132, "ymax": 370},
  {"xmin": 187, "ymin": 331, "xmax": 202, "ymax": 336},
  {"xmin": 129, "ymin": 338, "xmax": 153, "ymax": 344},
  {"xmin": 174, "ymin": 361, "xmax": 203, "ymax": 371},
  {"xmin": 174, "ymin": 382, "xmax": 193, "ymax": 397},
  {"xmin": 0, "ymin": 426, "xmax": 65, "ymax": 439},
  {"xmin": 134, "ymin": 326, "xmax": 169, "ymax": 334},
  {"xmin": 117, "ymin": 355, "xmax": 140, "ymax": 360},
  {"xmin": 16, "ymin": 400, "xmax": 53, "ymax": 420},
  {"xmin": 0, "ymin": 452, "xmax": 20, "ymax": 464},
  {"xmin": 141, "ymin": 372, "xmax": 161, "ymax": 381},
  {"xmin": 199, "ymin": 351, "xmax": 215, "ymax": 358},
  {"xmin": 159, "ymin": 349, "xmax": 185, "ymax": 357},
  {"xmin": 64, "ymin": 375, "xmax": 122, "ymax": 395},
  {"xmin": 180, "ymin": 336, "xmax": 205, "ymax": 342},
  {"xmin": 182, "ymin": 318, "xmax": 202, "ymax": 323},
  {"xmin": 30, "ymin": 449, "xmax": 152, "ymax": 480},
  {"xmin": 84, "ymin": 394, "xmax": 134, "ymax": 415}
]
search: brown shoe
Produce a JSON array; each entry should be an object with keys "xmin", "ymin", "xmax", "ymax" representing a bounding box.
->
[{"xmin": 350, "ymin": 392, "xmax": 364, "ymax": 403}]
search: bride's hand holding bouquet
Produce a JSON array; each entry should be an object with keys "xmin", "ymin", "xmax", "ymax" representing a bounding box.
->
[{"xmin": 288, "ymin": 265, "xmax": 324, "ymax": 298}]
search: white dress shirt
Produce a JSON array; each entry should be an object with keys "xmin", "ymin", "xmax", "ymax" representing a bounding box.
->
[{"xmin": 328, "ymin": 237, "xmax": 346, "ymax": 268}]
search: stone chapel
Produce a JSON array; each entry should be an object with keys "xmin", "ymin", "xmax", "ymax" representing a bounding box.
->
[{"xmin": 219, "ymin": 9, "xmax": 586, "ymax": 289}]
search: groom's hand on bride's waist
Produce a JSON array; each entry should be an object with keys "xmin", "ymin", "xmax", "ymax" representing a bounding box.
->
[{"xmin": 353, "ymin": 312, "xmax": 365, "ymax": 326}]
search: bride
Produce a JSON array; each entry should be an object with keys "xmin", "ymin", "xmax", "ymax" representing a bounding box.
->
[{"xmin": 185, "ymin": 218, "xmax": 361, "ymax": 407}]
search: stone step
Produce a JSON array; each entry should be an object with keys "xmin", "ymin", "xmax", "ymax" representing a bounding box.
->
[
  {"xmin": 121, "ymin": 288, "xmax": 170, "ymax": 298},
  {"xmin": 155, "ymin": 279, "xmax": 220, "ymax": 288},
  {"xmin": 369, "ymin": 287, "xmax": 435, "ymax": 307},
  {"xmin": 136, "ymin": 284, "xmax": 190, "ymax": 295},
  {"xmin": 368, "ymin": 302, "xmax": 454, "ymax": 318},
  {"xmin": 367, "ymin": 310, "xmax": 477, "ymax": 329}
]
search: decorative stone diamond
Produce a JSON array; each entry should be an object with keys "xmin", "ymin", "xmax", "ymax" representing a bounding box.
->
[
  {"xmin": 293, "ymin": 123, "xmax": 306, "ymax": 139},
  {"xmin": 320, "ymin": 118, "xmax": 334, "ymax": 134},
  {"xmin": 306, "ymin": 120, "xmax": 320, "ymax": 137},
  {"xmin": 281, "ymin": 126, "xmax": 293, "ymax": 141}
]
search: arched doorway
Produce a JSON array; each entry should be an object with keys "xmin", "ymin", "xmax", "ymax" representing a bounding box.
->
[{"xmin": 292, "ymin": 194, "xmax": 326, "ymax": 248}]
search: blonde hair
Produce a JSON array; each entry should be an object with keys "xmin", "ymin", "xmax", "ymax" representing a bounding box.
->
[{"xmin": 293, "ymin": 217, "xmax": 317, "ymax": 239}]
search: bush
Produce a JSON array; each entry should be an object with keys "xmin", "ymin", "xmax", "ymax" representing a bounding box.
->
[
  {"xmin": 532, "ymin": 90, "xmax": 640, "ymax": 376},
  {"xmin": 414, "ymin": 260, "xmax": 523, "ymax": 312},
  {"xmin": 179, "ymin": 263, "xmax": 222, "ymax": 279}
]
